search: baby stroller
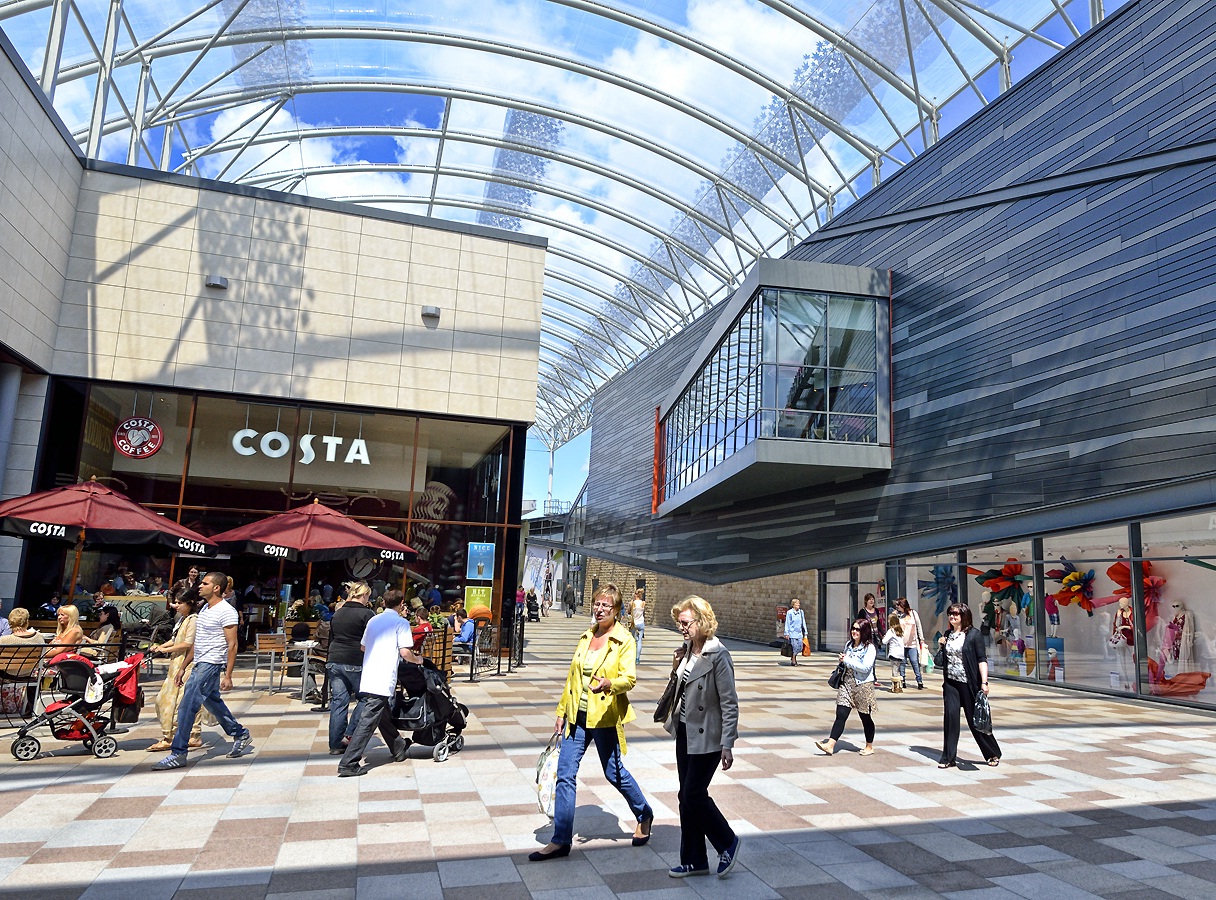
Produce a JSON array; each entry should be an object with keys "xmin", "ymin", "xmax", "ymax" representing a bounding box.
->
[
  {"xmin": 526, "ymin": 595, "xmax": 540, "ymax": 622},
  {"xmin": 9, "ymin": 651, "xmax": 144, "ymax": 761},
  {"xmin": 395, "ymin": 658, "xmax": 469, "ymax": 762}
]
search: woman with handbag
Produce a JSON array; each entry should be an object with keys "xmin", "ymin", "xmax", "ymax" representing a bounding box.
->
[
  {"xmin": 529, "ymin": 583, "xmax": 654, "ymax": 862},
  {"xmin": 665, "ymin": 596, "xmax": 740, "ymax": 878},
  {"xmin": 936, "ymin": 603, "xmax": 1001, "ymax": 768},
  {"xmin": 815, "ymin": 618, "xmax": 877, "ymax": 756},
  {"xmin": 784, "ymin": 598, "xmax": 808, "ymax": 667}
]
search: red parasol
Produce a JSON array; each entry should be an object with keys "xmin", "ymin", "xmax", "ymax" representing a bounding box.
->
[
  {"xmin": 209, "ymin": 500, "xmax": 416, "ymax": 564},
  {"xmin": 0, "ymin": 477, "xmax": 217, "ymax": 594}
]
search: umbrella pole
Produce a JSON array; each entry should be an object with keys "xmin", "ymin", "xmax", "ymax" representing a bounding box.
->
[
  {"xmin": 68, "ymin": 530, "xmax": 85, "ymax": 599},
  {"xmin": 305, "ymin": 561, "xmax": 313, "ymax": 602}
]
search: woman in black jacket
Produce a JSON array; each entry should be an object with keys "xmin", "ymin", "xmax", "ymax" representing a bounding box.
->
[{"xmin": 936, "ymin": 603, "xmax": 1001, "ymax": 768}]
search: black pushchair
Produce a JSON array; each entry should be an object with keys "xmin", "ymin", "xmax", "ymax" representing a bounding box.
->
[
  {"xmin": 9, "ymin": 651, "xmax": 144, "ymax": 760},
  {"xmin": 526, "ymin": 596, "xmax": 540, "ymax": 622},
  {"xmin": 394, "ymin": 658, "xmax": 468, "ymax": 762}
]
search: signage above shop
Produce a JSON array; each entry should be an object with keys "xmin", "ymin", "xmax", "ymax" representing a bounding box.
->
[
  {"xmin": 231, "ymin": 429, "xmax": 371, "ymax": 465},
  {"xmin": 114, "ymin": 417, "xmax": 164, "ymax": 459}
]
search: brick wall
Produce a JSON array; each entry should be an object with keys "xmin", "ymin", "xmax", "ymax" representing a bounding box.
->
[{"xmin": 583, "ymin": 558, "xmax": 816, "ymax": 646}]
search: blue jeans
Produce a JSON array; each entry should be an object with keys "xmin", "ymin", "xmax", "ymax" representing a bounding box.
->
[
  {"xmin": 551, "ymin": 716, "xmax": 651, "ymax": 846},
  {"xmin": 633, "ymin": 624, "xmax": 644, "ymax": 664},
  {"xmin": 171, "ymin": 661, "xmax": 245, "ymax": 755},
  {"xmin": 327, "ymin": 662, "xmax": 366, "ymax": 750},
  {"xmin": 899, "ymin": 647, "xmax": 923, "ymax": 685}
]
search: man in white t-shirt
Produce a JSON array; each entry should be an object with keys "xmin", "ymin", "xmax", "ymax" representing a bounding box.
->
[
  {"xmin": 337, "ymin": 593, "xmax": 414, "ymax": 777},
  {"xmin": 153, "ymin": 570, "xmax": 253, "ymax": 770}
]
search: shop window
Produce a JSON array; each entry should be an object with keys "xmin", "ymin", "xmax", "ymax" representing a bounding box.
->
[{"xmin": 1141, "ymin": 512, "xmax": 1216, "ymax": 703}]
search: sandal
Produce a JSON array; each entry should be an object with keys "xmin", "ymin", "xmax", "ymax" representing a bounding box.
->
[
  {"xmin": 859, "ymin": 747, "xmax": 874, "ymax": 756},
  {"xmin": 814, "ymin": 740, "xmax": 833, "ymax": 755},
  {"xmin": 147, "ymin": 740, "xmax": 171, "ymax": 751}
]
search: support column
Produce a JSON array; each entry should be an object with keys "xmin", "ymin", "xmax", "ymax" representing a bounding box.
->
[
  {"xmin": 86, "ymin": 0, "xmax": 124, "ymax": 159},
  {"xmin": 0, "ymin": 364, "xmax": 23, "ymax": 496}
]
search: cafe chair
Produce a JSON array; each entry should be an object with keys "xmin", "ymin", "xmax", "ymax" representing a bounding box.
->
[{"xmin": 251, "ymin": 632, "xmax": 288, "ymax": 693}]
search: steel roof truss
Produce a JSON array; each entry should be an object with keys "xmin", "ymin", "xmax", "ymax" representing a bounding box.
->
[{"xmin": 911, "ymin": 0, "xmax": 987, "ymax": 106}]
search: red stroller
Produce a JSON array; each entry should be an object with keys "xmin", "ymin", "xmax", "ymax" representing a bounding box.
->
[{"xmin": 9, "ymin": 651, "xmax": 144, "ymax": 760}]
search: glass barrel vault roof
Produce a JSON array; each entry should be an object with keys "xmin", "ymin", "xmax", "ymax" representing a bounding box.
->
[{"xmin": 0, "ymin": 0, "xmax": 1119, "ymax": 447}]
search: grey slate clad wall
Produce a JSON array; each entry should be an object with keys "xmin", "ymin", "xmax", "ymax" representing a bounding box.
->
[{"xmin": 578, "ymin": 0, "xmax": 1216, "ymax": 583}]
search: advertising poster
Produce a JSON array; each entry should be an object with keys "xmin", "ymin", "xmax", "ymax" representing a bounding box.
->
[
  {"xmin": 467, "ymin": 542, "xmax": 495, "ymax": 581},
  {"xmin": 464, "ymin": 585, "xmax": 492, "ymax": 613}
]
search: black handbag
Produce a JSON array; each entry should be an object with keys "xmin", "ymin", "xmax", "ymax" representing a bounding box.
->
[
  {"xmin": 827, "ymin": 662, "xmax": 846, "ymax": 690},
  {"xmin": 934, "ymin": 642, "xmax": 947, "ymax": 670},
  {"xmin": 973, "ymin": 691, "xmax": 993, "ymax": 734},
  {"xmin": 780, "ymin": 638, "xmax": 793, "ymax": 658},
  {"xmin": 654, "ymin": 672, "xmax": 680, "ymax": 724}
]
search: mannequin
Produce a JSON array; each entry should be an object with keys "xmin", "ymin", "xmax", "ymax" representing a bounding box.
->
[
  {"xmin": 1165, "ymin": 600, "xmax": 1196, "ymax": 672},
  {"xmin": 980, "ymin": 590, "xmax": 996, "ymax": 650},
  {"xmin": 1111, "ymin": 596, "xmax": 1135, "ymax": 690},
  {"xmin": 1003, "ymin": 599, "xmax": 1019, "ymax": 655},
  {"xmin": 1046, "ymin": 647, "xmax": 1062, "ymax": 682},
  {"xmin": 1044, "ymin": 591, "xmax": 1059, "ymax": 638}
]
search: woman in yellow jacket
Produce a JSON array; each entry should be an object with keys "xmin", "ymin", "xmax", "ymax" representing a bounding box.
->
[{"xmin": 529, "ymin": 583, "xmax": 655, "ymax": 862}]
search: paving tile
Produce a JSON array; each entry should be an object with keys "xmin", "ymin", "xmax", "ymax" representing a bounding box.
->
[{"xmin": 5, "ymin": 619, "xmax": 1216, "ymax": 899}]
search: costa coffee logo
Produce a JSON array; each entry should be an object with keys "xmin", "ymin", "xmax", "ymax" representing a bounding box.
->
[
  {"xmin": 231, "ymin": 430, "xmax": 371, "ymax": 465},
  {"xmin": 114, "ymin": 417, "xmax": 164, "ymax": 459},
  {"xmin": 261, "ymin": 543, "xmax": 291, "ymax": 558},
  {"xmin": 379, "ymin": 549, "xmax": 406, "ymax": 562}
]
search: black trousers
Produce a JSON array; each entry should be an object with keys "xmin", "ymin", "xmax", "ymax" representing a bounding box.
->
[
  {"xmin": 829, "ymin": 704, "xmax": 874, "ymax": 744},
  {"xmin": 338, "ymin": 694, "xmax": 404, "ymax": 769},
  {"xmin": 941, "ymin": 678, "xmax": 1001, "ymax": 763},
  {"xmin": 675, "ymin": 722, "xmax": 735, "ymax": 869}
]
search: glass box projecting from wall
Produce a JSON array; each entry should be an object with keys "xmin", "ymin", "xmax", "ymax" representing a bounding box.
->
[{"xmin": 657, "ymin": 259, "xmax": 891, "ymax": 516}]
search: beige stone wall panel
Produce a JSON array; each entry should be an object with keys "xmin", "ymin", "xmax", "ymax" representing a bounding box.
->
[{"xmin": 582, "ymin": 558, "xmax": 818, "ymax": 646}]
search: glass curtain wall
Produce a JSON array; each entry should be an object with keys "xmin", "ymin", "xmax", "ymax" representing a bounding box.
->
[{"xmin": 662, "ymin": 288, "xmax": 881, "ymax": 501}]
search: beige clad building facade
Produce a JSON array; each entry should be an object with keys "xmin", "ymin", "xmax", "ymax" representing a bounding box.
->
[{"xmin": 0, "ymin": 34, "xmax": 544, "ymax": 608}]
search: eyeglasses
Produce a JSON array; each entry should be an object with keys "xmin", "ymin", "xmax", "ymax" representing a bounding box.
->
[
  {"xmin": 591, "ymin": 602, "xmax": 615, "ymax": 611},
  {"xmin": 677, "ymin": 619, "xmax": 695, "ymax": 630}
]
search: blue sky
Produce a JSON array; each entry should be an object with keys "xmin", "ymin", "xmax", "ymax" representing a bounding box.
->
[{"xmin": 522, "ymin": 429, "xmax": 591, "ymax": 510}]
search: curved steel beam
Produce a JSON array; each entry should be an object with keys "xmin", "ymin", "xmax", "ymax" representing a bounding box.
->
[
  {"xmin": 535, "ymin": 0, "xmax": 911, "ymax": 150},
  {"xmin": 190, "ymin": 123, "xmax": 796, "ymax": 244},
  {"xmin": 251, "ymin": 160, "xmax": 747, "ymax": 283},
  {"xmin": 54, "ymin": 25, "xmax": 835, "ymax": 193},
  {"xmin": 84, "ymin": 79, "xmax": 794, "ymax": 236}
]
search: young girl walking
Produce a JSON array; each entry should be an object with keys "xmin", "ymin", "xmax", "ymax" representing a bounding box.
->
[{"xmin": 880, "ymin": 618, "xmax": 906, "ymax": 692}]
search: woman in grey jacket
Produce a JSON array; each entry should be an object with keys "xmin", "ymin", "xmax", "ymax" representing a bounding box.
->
[{"xmin": 664, "ymin": 596, "xmax": 740, "ymax": 879}]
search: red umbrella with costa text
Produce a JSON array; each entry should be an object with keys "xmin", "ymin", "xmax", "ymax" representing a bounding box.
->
[
  {"xmin": 0, "ymin": 477, "xmax": 218, "ymax": 592},
  {"xmin": 209, "ymin": 500, "xmax": 417, "ymax": 564}
]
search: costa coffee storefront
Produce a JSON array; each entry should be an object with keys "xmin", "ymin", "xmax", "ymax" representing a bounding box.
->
[{"xmin": 20, "ymin": 378, "xmax": 525, "ymax": 614}]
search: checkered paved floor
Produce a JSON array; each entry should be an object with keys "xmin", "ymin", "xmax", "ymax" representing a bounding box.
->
[{"xmin": 3, "ymin": 614, "xmax": 1216, "ymax": 899}]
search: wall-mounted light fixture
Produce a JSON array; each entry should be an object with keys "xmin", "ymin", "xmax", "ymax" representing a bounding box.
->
[
  {"xmin": 205, "ymin": 275, "xmax": 229, "ymax": 289},
  {"xmin": 421, "ymin": 305, "xmax": 441, "ymax": 322}
]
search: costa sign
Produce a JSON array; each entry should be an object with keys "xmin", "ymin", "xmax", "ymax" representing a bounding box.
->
[
  {"xmin": 114, "ymin": 417, "xmax": 164, "ymax": 459},
  {"xmin": 177, "ymin": 537, "xmax": 209, "ymax": 555},
  {"xmin": 28, "ymin": 521, "xmax": 68, "ymax": 538},
  {"xmin": 379, "ymin": 549, "xmax": 407, "ymax": 563},
  {"xmin": 261, "ymin": 543, "xmax": 291, "ymax": 558},
  {"xmin": 231, "ymin": 430, "xmax": 371, "ymax": 465}
]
